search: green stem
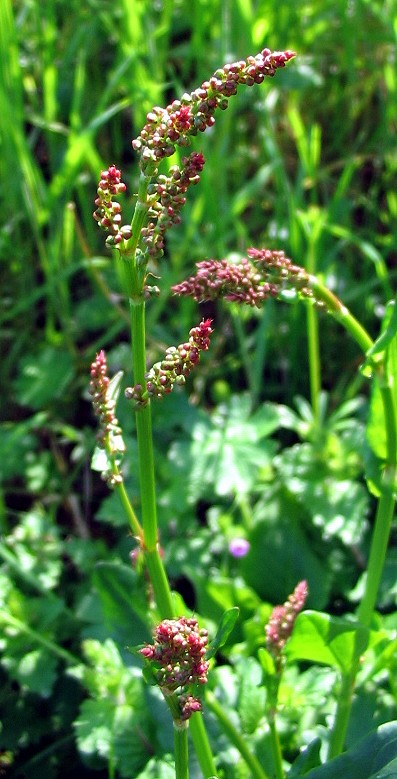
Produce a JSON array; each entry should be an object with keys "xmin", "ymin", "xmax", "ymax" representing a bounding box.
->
[
  {"xmin": 306, "ymin": 243, "xmax": 321, "ymax": 428},
  {"xmin": 307, "ymin": 303, "xmax": 321, "ymax": 427},
  {"xmin": 114, "ymin": 479, "xmax": 142, "ymax": 540},
  {"xmin": 126, "ymin": 231, "xmax": 217, "ymax": 778},
  {"xmin": 308, "ymin": 278, "xmax": 397, "ymax": 758},
  {"xmin": 0, "ymin": 610, "xmax": 79, "ymax": 666},
  {"xmin": 268, "ymin": 715, "xmax": 285, "ymax": 779},
  {"xmin": 174, "ymin": 723, "xmax": 189, "ymax": 779},
  {"xmin": 206, "ymin": 690, "xmax": 270, "ymax": 779}
]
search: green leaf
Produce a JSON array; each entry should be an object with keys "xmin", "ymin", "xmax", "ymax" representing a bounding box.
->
[
  {"xmin": 300, "ymin": 722, "xmax": 397, "ymax": 779},
  {"xmin": 170, "ymin": 394, "xmax": 279, "ymax": 501},
  {"xmin": 284, "ymin": 611, "xmax": 369, "ymax": 673},
  {"xmin": 93, "ymin": 562, "xmax": 150, "ymax": 647},
  {"xmin": 361, "ymin": 300, "xmax": 397, "ymax": 377},
  {"xmin": 206, "ymin": 607, "xmax": 240, "ymax": 660},
  {"xmin": 236, "ymin": 657, "xmax": 266, "ymax": 734},
  {"xmin": 288, "ymin": 738, "xmax": 322, "ymax": 776},
  {"xmin": 13, "ymin": 346, "xmax": 74, "ymax": 409}
]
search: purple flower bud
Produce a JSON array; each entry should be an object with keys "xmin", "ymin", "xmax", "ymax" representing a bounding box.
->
[{"xmin": 229, "ymin": 538, "xmax": 250, "ymax": 558}]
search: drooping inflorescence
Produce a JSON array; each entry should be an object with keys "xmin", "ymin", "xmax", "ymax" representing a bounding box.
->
[
  {"xmin": 172, "ymin": 248, "xmax": 316, "ymax": 308},
  {"xmin": 132, "ymin": 49, "xmax": 296, "ymax": 165}
]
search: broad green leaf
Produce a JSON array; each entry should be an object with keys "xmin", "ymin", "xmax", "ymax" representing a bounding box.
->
[
  {"xmin": 236, "ymin": 656, "xmax": 266, "ymax": 734},
  {"xmin": 169, "ymin": 394, "xmax": 279, "ymax": 501},
  {"xmin": 285, "ymin": 611, "xmax": 369, "ymax": 673},
  {"xmin": 93, "ymin": 562, "xmax": 150, "ymax": 647},
  {"xmin": 241, "ymin": 505, "xmax": 331, "ymax": 608},
  {"xmin": 300, "ymin": 722, "xmax": 397, "ymax": 779},
  {"xmin": 206, "ymin": 607, "xmax": 239, "ymax": 660}
]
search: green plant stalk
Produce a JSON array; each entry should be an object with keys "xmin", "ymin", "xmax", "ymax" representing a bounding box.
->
[
  {"xmin": 206, "ymin": 690, "xmax": 271, "ymax": 779},
  {"xmin": 125, "ymin": 202, "xmax": 217, "ymax": 777},
  {"xmin": 306, "ymin": 244, "xmax": 321, "ymax": 428},
  {"xmin": 327, "ymin": 378, "xmax": 397, "ymax": 759},
  {"xmin": 129, "ymin": 295, "xmax": 216, "ymax": 775},
  {"xmin": 174, "ymin": 723, "xmax": 189, "ymax": 779},
  {"xmin": 309, "ymin": 275, "xmax": 397, "ymax": 757},
  {"xmin": 268, "ymin": 714, "xmax": 285, "ymax": 779},
  {"xmin": 0, "ymin": 610, "xmax": 80, "ymax": 666}
]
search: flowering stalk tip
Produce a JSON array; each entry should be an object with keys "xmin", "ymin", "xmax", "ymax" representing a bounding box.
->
[{"xmin": 265, "ymin": 580, "xmax": 308, "ymax": 672}]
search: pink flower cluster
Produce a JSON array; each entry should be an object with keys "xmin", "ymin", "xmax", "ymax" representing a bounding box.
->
[
  {"xmin": 133, "ymin": 49, "xmax": 296, "ymax": 164},
  {"xmin": 140, "ymin": 617, "xmax": 209, "ymax": 721},
  {"xmin": 88, "ymin": 351, "xmax": 125, "ymax": 483},
  {"xmin": 93, "ymin": 166, "xmax": 132, "ymax": 246},
  {"xmin": 172, "ymin": 248, "xmax": 312, "ymax": 307},
  {"xmin": 125, "ymin": 319, "xmax": 213, "ymax": 408},
  {"xmin": 265, "ymin": 581, "xmax": 308, "ymax": 671},
  {"xmin": 142, "ymin": 152, "xmax": 205, "ymax": 260}
]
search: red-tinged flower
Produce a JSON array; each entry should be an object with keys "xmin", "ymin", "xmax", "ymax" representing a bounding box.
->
[
  {"xmin": 265, "ymin": 580, "xmax": 308, "ymax": 671},
  {"xmin": 125, "ymin": 319, "xmax": 213, "ymax": 408},
  {"xmin": 89, "ymin": 350, "xmax": 125, "ymax": 484},
  {"xmin": 93, "ymin": 165, "xmax": 132, "ymax": 245},
  {"xmin": 172, "ymin": 257, "xmax": 279, "ymax": 307},
  {"xmin": 172, "ymin": 248, "xmax": 316, "ymax": 308},
  {"xmin": 139, "ymin": 617, "xmax": 209, "ymax": 693},
  {"xmin": 141, "ymin": 152, "xmax": 205, "ymax": 262},
  {"xmin": 133, "ymin": 48, "xmax": 296, "ymax": 163}
]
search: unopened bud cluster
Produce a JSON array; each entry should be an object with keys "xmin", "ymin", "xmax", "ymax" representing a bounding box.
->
[
  {"xmin": 126, "ymin": 319, "xmax": 213, "ymax": 408},
  {"xmin": 172, "ymin": 248, "xmax": 313, "ymax": 308},
  {"xmin": 93, "ymin": 165, "xmax": 132, "ymax": 246},
  {"xmin": 141, "ymin": 152, "xmax": 205, "ymax": 262},
  {"xmin": 89, "ymin": 350, "xmax": 125, "ymax": 484},
  {"xmin": 265, "ymin": 580, "xmax": 308, "ymax": 671},
  {"xmin": 133, "ymin": 49, "xmax": 296, "ymax": 165},
  {"xmin": 140, "ymin": 617, "xmax": 209, "ymax": 721}
]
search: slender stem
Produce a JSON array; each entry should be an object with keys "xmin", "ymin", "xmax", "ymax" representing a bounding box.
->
[
  {"xmin": 308, "ymin": 275, "xmax": 373, "ymax": 354},
  {"xmin": 268, "ymin": 715, "xmax": 285, "ymax": 779},
  {"xmin": 306, "ymin": 303, "xmax": 321, "ymax": 426},
  {"xmin": 309, "ymin": 279, "xmax": 397, "ymax": 758},
  {"xmin": 126, "ymin": 230, "xmax": 217, "ymax": 778},
  {"xmin": 114, "ymin": 480, "xmax": 142, "ymax": 540},
  {"xmin": 174, "ymin": 723, "xmax": 189, "ymax": 779},
  {"xmin": 206, "ymin": 691, "xmax": 270, "ymax": 779},
  {"xmin": 0, "ymin": 610, "xmax": 79, "ymax": 666},
  {"xmin": 306, "ymin": 243, "xmax": 321, "ymax": 427}
]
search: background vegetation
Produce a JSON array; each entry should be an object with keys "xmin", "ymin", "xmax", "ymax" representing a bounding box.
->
[{"xmin": 0, "ymin": 0, "xmax": 396, "ymax": 777}]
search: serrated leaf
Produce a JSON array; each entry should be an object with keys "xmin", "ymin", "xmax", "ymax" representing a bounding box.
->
[
  {"xmin": 284, "ymin": 611, "xmax": 369, "ymax": 673},
  {"xmin": 206, "ymin": 607, "xmax": 239, "ymax": 660}
]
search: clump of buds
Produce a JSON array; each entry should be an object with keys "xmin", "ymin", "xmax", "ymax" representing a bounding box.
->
[
  {"xmin": 89, "ymin": 350, "xmax": 125, "ymax": 485},
  {"xmin": 139, "ymin": 617, "xmax": 209, "ymax": 722},
  {"xmin": 93, "ymin": 165, "xmax": 132, "ymax": 246},
  {"xmin": 125, "ymin": 319, "xmax": 213, "ymax": 408},
  {"xmin": 141, "ymin": 152, "xmax": 205, "ymax": 262},
  {"xmin": 265, "ymin": 580, "xmax": 308, "ymax": 672},
  {"xmin": 133, "ymin": 49, "xmax": 296, "ymax": 165},
  {"xmin": 172, "ymin": 248, "xmax": 313, "ymax": 307}
]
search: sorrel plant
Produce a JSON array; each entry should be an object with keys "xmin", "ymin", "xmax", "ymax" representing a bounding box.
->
[{"xmin": 90, "ymin": 46, "xmax": 397, "ymax": 779}]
